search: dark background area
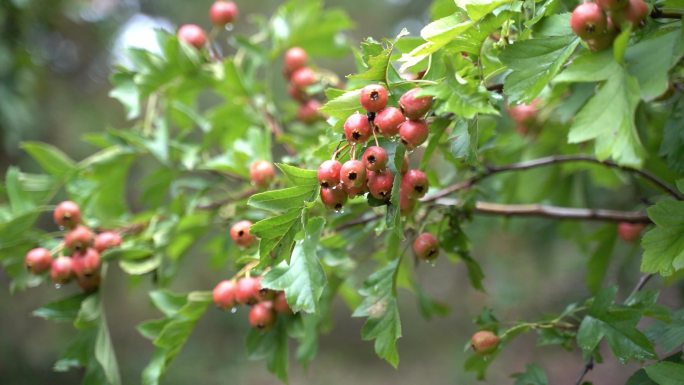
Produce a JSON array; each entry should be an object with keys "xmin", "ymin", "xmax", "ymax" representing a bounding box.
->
[{"xmin": 0, "ymin": 1, "xmax": 680, "ymax": 384}]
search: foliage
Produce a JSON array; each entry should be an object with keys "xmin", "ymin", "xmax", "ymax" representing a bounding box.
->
[{"xmin": 1, "ymin": 0, "xmax": 684, "ymax": 384}]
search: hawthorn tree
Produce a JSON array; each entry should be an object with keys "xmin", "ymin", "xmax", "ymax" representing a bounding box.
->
[{"xmin": 2, "ymin": 0, "xmax": 684, "ymax": 384}]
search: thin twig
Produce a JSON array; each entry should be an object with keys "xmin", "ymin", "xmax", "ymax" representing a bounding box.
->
[
  {"xmin": 424, "ymin": 155, "xmax": 683, "ymax": 202},
  {"xmin": 433, "ymin": 199, "xmax": 651, "ymax": 223},
  {"xmin": 575, "ymin": 357, "xmax": 594, "ymax": 385}
]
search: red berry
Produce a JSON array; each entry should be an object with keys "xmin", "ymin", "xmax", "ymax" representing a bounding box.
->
[
  {"xmin": 317, "ymin": 160, "xmax": 342, "ymax": 188},
  {"xmin": 359, "ymin": 84, "xmax": 389, "ymax": 113},
  {"xmin": 320, "ymin": 185, "xmax": 348, "ymax": 210},
  {"xmin": 71, "ymin": 248, "xmax": 101, "ymax": 278},
  {"xmin": 367, "ymin": 170, "xmax": 394, "ymax": 200},
  {"xmin": 64, "ymin": 225, "xmax": 94, "ymax": 251},
  {"xmin": 297, "ymin": 100, "xmax": 321, "ymax": 124},
  {"xmin": 177, "ymin": 24, "xmax": 207, "ymax": 49},
  {"xmin": 618, "ymin": 222, "xmax": 645, "ymax": 243},
  {"xmin": 54, "ymin": 201, "xmax": 81, "ymax": 229},
  {"xmin": 340, "ymin": 160, "xmax": 367, "ymax": 189},
  {"xmin": 94, "ymin": 232, "xmax": 122, "ymax": 253},
  {"xmin": 284, "ymin": 47, "xmax": 308, "ymax": 77},
  {"xmin": 273, "ymin": 291, "xmax": 291, "ymax": 314},
  {"xmin": 291, "ymin": 67, "xmax": 317, "ymax": 89},
  {"xmin": 507, "ymin": 99, "xmax": 539, "ymax": 124},
  {"xmin": 209, "ymin": 1, "xmax": 238, "ymax": 26},
  {"xmin": 235, "ymin": 276, "xmax": 262, "ymax": 305},
  {"xmin": 374, "ymin": 107, "xmax": 405, "ymax": 137},
  {"xmin": 623, "ymin": 0, "xmax": 649, "ymax": 26},
  {"xmin": 402, "ymin": 169, "xmax": 429, "ymax": 198},
  {"xmin": 363, "ymin": 146, "xmax": 389, "ymax": 172},
  {"xmin": 77, "ymin": 273, "xmax": 101, "ymax": 293},
  {"xmin": 570, "ymin": 3, "xmax": 607, "ymax": 39},
  {"xmin": 471, "ymin": 331, "xmax": 500, "ymax": 355},
  {"xmin": 50, "ymin": 256, "xmax": 74, "ymax": 284},
  {"xmin": 288, "ymin": 83, "xmax": 309, "ymax": 102},
  {"xmin": 400, "ymin": 190, "xmax": 416, "ymax": 216},
  {"xmin": 597, "ymin": 0, "xmax": 628, "ymax": 11},
  {"xmin": 249, "ymin": 160, "xmax": 276, "ymax": 188},
  {"xmin": 399, "ymin": 119, "xmax": 429, "ymax": 150},
  {"xmin": 343, "ymin": 113, "xmax": 372, "ymax": 144},
  {"xmin": 249, "ymin": 301, "xmax": 276, "ymax": 330},
  {"xmin": 230, "ymin": 220, "xmax": 256, "ymax": 248},
  {"xmin": 399, "ymin": 88, "xmax": 433, "ymax": 119},
  {"xmin": 344, "ymin": 183, "xmax": 368, "ymax": 198},
  {"xmin": 213, "ymin": 280, "xmax": 238, "ymax": 309},
  {"xmin": 25, "ymin": 248, "xmax": 53, "ymax": 274},
  {"xmin": 412, "ymin": 232, "xmax": 439, "ymax": 261}
]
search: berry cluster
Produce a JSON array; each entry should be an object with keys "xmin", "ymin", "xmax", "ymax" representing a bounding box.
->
[
  {"xmin": 283, "ymin": 47, "xmax": 322, "ymax": 124},
  {"xmin": 317, "ymin": 84, "xmax": 435, "ymax": 214},
  {"xmin": 177, "ymin": 1, "xmax": 239, "ymax": 49},
  {"xmin": 212, "ymin": 275, "xmax": 291, "ymax": 330},
  {"xmin": 570, "ymin": 0, "xmax": 649, "ymax": 51},
  {"xmin": 24, "ymin": 201, "xmax": 122, "ymax": 292}
]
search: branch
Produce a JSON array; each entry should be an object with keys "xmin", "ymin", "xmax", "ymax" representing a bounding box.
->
[
  {"xmin": 425, "ymin": 155, "xmax": 683, "ymax": 202},
  {"xmin": 432, "ymin": 199, "xmax": 651, "ymax": 223},
  {"xmin": 651, "ymin": 7, "xmax": 683, "ymax": 19}
]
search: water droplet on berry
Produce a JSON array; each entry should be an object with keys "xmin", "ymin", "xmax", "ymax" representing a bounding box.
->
[
  {"xmin": 224, "ymin": 23, "xmax": 234, "ymax": 32},
  {"xmin": 334, "ymin": 207, "xmax": 345, "ymax": 214},
  {"xmin": 58, "ymin": 226, "xmax": 65, "ymax": 231},
  {"xmin": 230, "ymin": 307, "xmax": 238, "ymax": 314},
  {"xmin": 54, "ymin": 284, "xmax": 62, "ymax": 289}
]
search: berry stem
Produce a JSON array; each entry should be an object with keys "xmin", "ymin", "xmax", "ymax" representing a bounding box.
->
[{"xmin": 332, "ymin": 143, "xmax": 350, "ymax": 160}]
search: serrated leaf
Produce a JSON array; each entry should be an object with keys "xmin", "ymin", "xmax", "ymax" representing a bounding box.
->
[
  {"xmin": 349, "ymin": 29, "xmax": 409, "ymax": 81},
  {"xmin": 626, "ymin": 28, "xmax": 684, "ymax": 101},
  {"xmin": 455, "ymin": 0, "xmax": 514, "ymax": 21},
  {"xmin": 555, "ymin": 50, "xmax": 620, "ymax": 83},
  {"xmin": 352, "ymin": 258, "xmax": 402, "ymax": 367},
  {"xmin": 501, "ymin": 35, "xmax": 580, "ymax": 103},
  {"xmin": 261, "ymin": 217, "xmax": 327, "ymax": 313},
  {"xmin": 21, "ymin": 142, "xmax": 77, "ymax": 178},
  {"xmin": 33, "ymin": 293, "xmax": 89, "ymax": 322},
  {"xmin": 248, "ymin": 185, "xmax": 318, "ymax": 213},
  {"xmin": 641, "ymin": 200, "xmax": 684, "ymax": 276},
  {"xmin": 276, "ymin": 164, "xmax": 318, "ymax": 186},
  {"xmin": 645, "ymin": 362, "xmax": 684, "ymax": 385},
  {"xmin": 568, "ymin": 68, "xmax": 643, "ymax": 167},
  {"xmin": 512, "ymin": 363, "xmax": 549, "ymax": 385},
  {"xmin": 250, "ymin": 209, "xmax": 303, "ymax": 259},
  {"xmin": 319, "ymin": 88, "xmax": 362, "ymax": 130}
]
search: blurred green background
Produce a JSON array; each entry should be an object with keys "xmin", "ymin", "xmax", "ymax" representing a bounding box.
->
[{"xmin": 1, "ymin": 0, "xmax": 681, "ymax": 384}]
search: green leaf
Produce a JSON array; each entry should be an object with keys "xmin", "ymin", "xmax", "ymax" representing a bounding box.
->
[
  {"xmin": 626, "ymin": 28, "xmax": 684, "ymax": 101},
  {"xmin": 455, "ymin": 0, "xmax": 514, "ymax": 22},
  {"xmin": 349, "ymin": 30, "xmax": 409, "ymax": 81},
  {"xmin": 250, "ymin": 209, "xmax": 303, "ymax": 259},
  {"xmin": 398, "ymin": 15, "xmax": 475, "ymax": 71},
  {"xmin": 276, "ymin": 164, "xmax": 318, "ymax": 186},
  {"xmin": 352, "ymin": 258, "xmax": 402, "ymax": 367},
  {"xmin": 119, "ymin": 254, "xmax": 161, "ymax": 275},
  {"xmin": 109, "ymin": 71, "xmax": 141, "ymax": 120},
  {"xmin": 586, "ymin": 225, "xmax": 617, "ymax": 294},
  {"xmin": 246, "ymin": 318, "xmax": 289, "ymax": 383},
  {"xmin": 262, "ymin": 217, "xmax": 327, "ymax": 313},
  {"xmin": 95, "ymin": 316, "xmax": 121, "ymax": 385},
  {"xmin": 555, "ymin": 50, "xmax": 620, "ymax": 83},
  {"xmin": 248, "ymin": 185, "xmax": 318, "ymax": 213},
  {"xmin": 645, "ymin": 362, "xmax": 684, "ymax": 385},
  {"xmin": 33, "ymin": 293, "xmax": 89, "ymax": 322},
  {"xmin": 319, "ymin": 88, "xmax": 362, "ymax": 130},
  {"xmin": 568, "ymin": 68, "xmax": 643, "ymax": 167},
  {"xmin": 660, "ymin": 96, "xmax": 684, "ymax": 174},
  {"xmin": 512, "ymin": 363, "xmax": 549, "ymax": 385},
  {"xmin": 641, "ymin": 199, "xmax": 684, "ymax": 276},
  {"xmin": 21, "ymin": 142, "xmax": 77, "ymax": 178},
  {"xmin": 500, "ymin": 35, "xmax": 580, "ymax": 103}
]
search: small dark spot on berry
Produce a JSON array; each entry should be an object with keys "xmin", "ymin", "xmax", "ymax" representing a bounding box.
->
[
  {"xmin": 415, "ymin": 185, "xmax": 424, "ymax": 193},
  {"xmin": 366, "ymin": 111, "xmax": 376, "ymax": 122},
  {"xmin": 238, "ymin": 230, "xmax": 244, "ymax": 237},
  {"xmin": 321, "ymin": 181, "xmax": 330, "ymax": 188},
  {"xmin": 349, "ymin": 172, "xmax": 357, "ymax": 180},
  {"xmin": 367, "ymin": 155, "xmax": 376, "ymax": 164},
  {"xmin": 370, "ymin": 91, "xmax": 379, "ymax": 101},
  {"xmin": 352, "ymin": 132, "xmax": 361, "ymax": 140},
  {"xmin": 380, "ymin": 191, "xmax": 387, "ymax": 197},
  {"xmin": 335, "ymin": 203, "xmax": 343, "ymax": 210},
  {"xmin": 586, "ymin": 24, "xmax": 595, "ymax": 33}
]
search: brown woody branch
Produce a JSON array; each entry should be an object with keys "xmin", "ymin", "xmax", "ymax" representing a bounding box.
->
[{"xmin": 424, "ymin": 155, "xmax": 683, "ymax": 201}]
